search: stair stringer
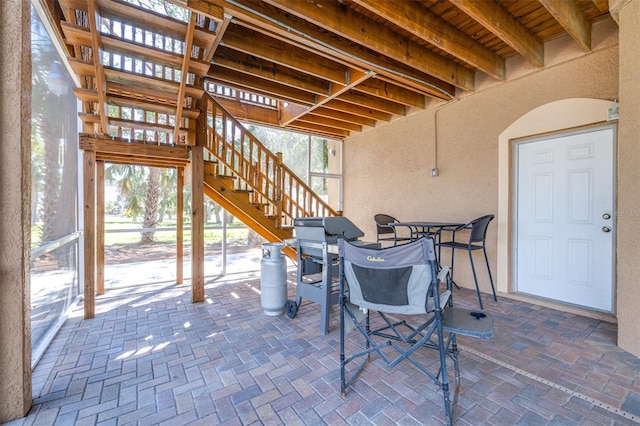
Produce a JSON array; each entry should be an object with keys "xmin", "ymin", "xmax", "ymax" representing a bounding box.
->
[{"xmin": 203, "ymin": 162, "xmax": 294, "ymax": 244}]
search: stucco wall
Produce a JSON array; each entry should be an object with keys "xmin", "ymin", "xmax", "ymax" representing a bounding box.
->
[
  {"xmin": 343, "ymin": 19, "xmax": 619, "ymax": 308},
  {"xmin": 615, "ymin": 0, "xmax": 640, "ymax": 357},
  {"xmin": 0, "ymin": 0, "xmax": 33, "ymax": 421}
]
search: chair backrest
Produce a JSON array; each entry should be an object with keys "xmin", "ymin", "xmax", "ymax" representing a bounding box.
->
[
  {"xmin": 374, "ymin": 214, "xmax": 397, "ymax": 236},
  {"xmin": 339, "ymin": 238, "xmax": 439, "ymax": 315},
  {"xmin": 469, "ymin": 214, "xmax": 494, "ymax": 243}
]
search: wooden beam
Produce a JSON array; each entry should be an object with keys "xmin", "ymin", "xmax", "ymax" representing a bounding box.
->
[
  {"xmin": 107, "ymin": 117, "xmax": 189, "ymax": 136},
  {"xmin": 280, "ymin": 69, "xmax": 374, "ymax": 125},
  {"xmin": 338, "ymin": 91, "xmax": 406, "ymax": 116},
  {"xmin": 98, "ymin": 0, "xmax": 217, "ymax": 49},
  {"xmin": 95, "ymin": 155, "xmax": 189, "ymax": 168},
  {"xmin": 351, "ymin": 0, "xmax": 505, "ymax": 80},
  {"xmin": 108, "ymin": 80, "xmax": 204, "ymax": 102},
  {"xmin": 87, "ymin": 0, "xmax": 109, "ymax": 135},
  {"xmin": 96, "ymin": 161, "xmax": 105, "ymax": 296},
  {"xmin": 183, "ymin": 0, "xmax": 225, "ymax": 22},
  {"xmin": 61, "ymin": 22, "xmax": 210, "ymax": 76},
  {"xmin": 213, "ymin": 46, "xmax": 330, "ymax": 96},
  {"xmin": 354, "ymin": 79, "xmax": 426, "ymax": 109},
  {"xmin": 212, "ymin": 97, "xmax": 280, "ymax": 126},
  {"xmin": 287, "ymin": 120, "xmax": 349, "ymax": 138},
  {"xmin": 591, "ymin": 0, "xmax": 609, "ymax": 13},
  {"xmin": 323, "ymin": 99, "xmax": 392, "ymax": 122},
  {"xmin": 174, "ymin": 12, "xmax": 197, "ymax": 144},
  {"xmin": 193, "ymin": 0, "xmax": 455, "ymax": 99},
  {"xmin": 538, "ymin": 0, "xmax": 591, "ymax": 51},
  {"xmin": 208, "ymin": 66, "xmax": 318, "ymax": 105},
  {"xmin": 263, "ymin": 0, "xmax": 475, "ymax": 91},
  {"xmin": 296, "ymin": 114, "xmax": 362, "ymax": 133},
  {"xmin": 221, "ymin": 24, "xmax": 349, "ymax": 85},
  {"xmin": 105, "ymin": 95, "xmax": 200, "ymax": 119},
  {"xmin": 192, "ymin": 107, "xmax": 206, "ymax": 303},
  {"xmin": 83, "ymin": 150, "xmax": 96, "ymax": 319},
  {"xmin": 80, "ymin": 135, "xmax": 191, "ymax": 161},
  {"xmin": 312, "ymin": 106, "xmax": 376, "ymax": 127},
  {"xmin": 204, "ymin": 13, "xmax": 231, "ymax": 62},
  {"xmin": 176, "ymin": 166, "xmax": 184, "ymax": 285},
  {"xmin": 450, "ymin": 0, "xmax": 544, "ymax": 67}
]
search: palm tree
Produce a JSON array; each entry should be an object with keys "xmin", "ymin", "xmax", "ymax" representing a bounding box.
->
[{"xmin": 141, "ymin": 167, "xmax": 161, "ymax": 243}]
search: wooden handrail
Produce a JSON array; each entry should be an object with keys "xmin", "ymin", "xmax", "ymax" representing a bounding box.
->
[{"xmin": 201, "ymin": 93, "xmax": 339, "ymax": 227}]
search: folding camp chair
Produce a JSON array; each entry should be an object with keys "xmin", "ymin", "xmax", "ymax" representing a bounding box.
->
[{"xmin": 338, "ymin": 237, "xmax": 494, "ymax": 425}]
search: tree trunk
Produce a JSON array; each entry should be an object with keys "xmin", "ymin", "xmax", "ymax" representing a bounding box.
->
[
  {"xmin": 141, "ymin": 167, "xmax": 161, "ymax": 244},
  {"xmin": 41, "ymin": 121, "xmax": 61, "ymax": 244}
]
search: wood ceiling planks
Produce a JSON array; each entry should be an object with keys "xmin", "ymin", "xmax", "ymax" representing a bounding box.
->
[{"xmin": 52, "ymin": 0, "xmax": 610, "ymax": 140}]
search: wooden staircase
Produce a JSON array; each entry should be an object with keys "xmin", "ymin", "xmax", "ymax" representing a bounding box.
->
[
  {"xmin": 203, "ymin": 162, "xmax": 294, "ymax": 243},
  {"xmin": 61, "ymin": 0, "xmax": 341, "ymax": 316},
  {"xmin": 199, "ymin": 93, "xmax": 341, "ymax": 247}
]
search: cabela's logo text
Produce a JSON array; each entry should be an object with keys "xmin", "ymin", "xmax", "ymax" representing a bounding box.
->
[{"xmin": 367, "ymin": 256, "xmax": 385, "ymax": 262}]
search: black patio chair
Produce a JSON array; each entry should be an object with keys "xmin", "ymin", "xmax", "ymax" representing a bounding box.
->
[
  {"xmin": 436, "ymin": 214, "xmax": 497, "ymax": 309},
  {"xmin": 338, "ymin": 237, "xmax": 493, "ymax": 425},
  {"xmin": 374, "ymin": 214, "xmax": 411, "ymax": 246}
]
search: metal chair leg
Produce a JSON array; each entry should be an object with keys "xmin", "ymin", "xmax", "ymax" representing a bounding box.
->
[
  {"xmin": 448, "ymin": 247, "xmax": 460, "ymax": 290},
  {"xmin": 468, "ymin": 250, "xmax": 484, "ymax": 310},
  {"xmin": 482, "ymin": 247, "xmax": 497, "ymax": 302}
]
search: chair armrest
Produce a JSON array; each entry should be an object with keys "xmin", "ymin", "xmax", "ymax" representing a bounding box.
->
[{"xmin": 437, "ymin": 265, "xmax": 450, "ymax": 283}]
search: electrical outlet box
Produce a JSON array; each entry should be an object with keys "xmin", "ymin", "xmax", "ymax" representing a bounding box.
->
[{"xmin": 430, "ymin": 168, "xmax": 439, "ymax": 177}]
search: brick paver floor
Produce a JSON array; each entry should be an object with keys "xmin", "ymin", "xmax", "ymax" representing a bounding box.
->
[{"xmin": 6, "ymin": 271, "xmax": 640, "ymax": 425}]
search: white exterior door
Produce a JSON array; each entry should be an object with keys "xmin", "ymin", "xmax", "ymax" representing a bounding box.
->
[{"xmin": 515, "ymin": 126, "xmax": 615, "ymax": 312}]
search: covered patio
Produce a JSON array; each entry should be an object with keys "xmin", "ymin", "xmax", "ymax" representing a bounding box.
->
[
  {"xmin": 10, "ymin": 271, "xmax": 640, "ymax": 425},
  {"xmin": 3, "ymin": 0, "xmax": 640, "ymax": 423}
]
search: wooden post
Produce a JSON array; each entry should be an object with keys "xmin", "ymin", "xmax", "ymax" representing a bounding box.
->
[
  {"xmin": 83, "ymin": 150, "xmax": 96, "ymax": 318},
  {"xmin": 96, "ymin": 160, "xmax": 105, "ymax": 295},
  {"xmin": 176, "ymin": 166, "xmax": 184, "ymax": 285},
  {"xmin": 191, "ymin": 98, "xmax": 206, "ymax": 302},
  {"xmin": 275, "ymin": 152, "xmax": 284, "ymax": 228}
]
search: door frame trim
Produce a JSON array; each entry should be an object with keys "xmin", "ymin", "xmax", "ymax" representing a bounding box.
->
[
  {"xmin": 497, "ymin": 98, "xmax": 615, "ymax": 304},
  {"xmin": 511, "ymin": 124, "xmax": 616, "ymax": 312}
]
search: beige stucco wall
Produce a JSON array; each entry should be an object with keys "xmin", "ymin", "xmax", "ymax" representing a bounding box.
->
[
  {"xmin": 614, "ymin": 0, "xmax": 640, "ymax": 357},
  {"xmin": 0, "ymin": 0, "xmax": 33, "ymax": 421},
  {"xmin": 344, "ymin": 18, "xmax": 621, "ymax": 326}
]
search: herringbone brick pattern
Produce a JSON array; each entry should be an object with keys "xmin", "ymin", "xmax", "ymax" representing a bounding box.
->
[{"xmin": 7, "ymin": 273, "xmax": 640, "ymax": 425}]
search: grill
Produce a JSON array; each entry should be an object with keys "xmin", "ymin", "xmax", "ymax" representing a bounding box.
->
[{"xmin": 285, "ymin": 216, "xmax": 377, "ymax": 335}]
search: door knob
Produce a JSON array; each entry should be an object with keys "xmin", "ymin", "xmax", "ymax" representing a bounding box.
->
[
  {"xmin": 602, "ymin": 213, "xmax": 611, "ymax": 220},
  {"xmin": 602, "ymin": 226, "xmax": 611, "ymax": 233}
]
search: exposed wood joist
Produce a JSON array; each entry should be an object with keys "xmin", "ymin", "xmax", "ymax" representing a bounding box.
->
[
  {"xmin": 351, "ymin": 0, "xmax": 506, "ymax": 81},
  {"xmin": 279, "ymin": 69, "xmax": 373, "ymax": 125},
  {"xmin": 338, "ymin": 91, "xmax": 406, "ymax": 116},
  {"xmin": 208, "ymin": 0, "xmax": 455, "ymax": 99},
  {"xmin": 58, "ymin": 0, "xmax": 610, "ymax": 141},
  {"xmin": 262, "ymin": 0, "xmax": 475, "ymax": 91},
  {"xmin": 296, "ymin": 114, "xmax": 362, "ymax": 133},
  {"xmin": 538, "ymin": 0, "xmax": 591, "ymax": 51},
  {"xmin": 450, "ymin": 0, "xmax": 545, "ymax": 67},
  {"xmin": 354, "ymin": 79, "xmax": 426, "ymax": 109},
  {"xmin": 208, "ymin": 66, "xmax": 318, "ymax": 105},
  {"xmin": 287, "ymin": 120, "xmax": 349, "ymax": 138},
  {"xmin": 221, "ymin": 24, "xmax": 350, "ymax": 85},
  {"xmin": 323, "ymin": 99, "xmax": 393, "ymax": 122},
  {"xmin": 212, "ymin": 97, "xmax": 280, "ymax": 126},
  {"xmin": 312, "ymin": 106, "xmax": 376, "ymax": 128},
  {"xmin": 212, "ymin": 46, "xmax": 331, "ymax": 96}
]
